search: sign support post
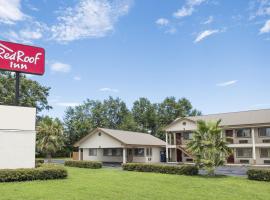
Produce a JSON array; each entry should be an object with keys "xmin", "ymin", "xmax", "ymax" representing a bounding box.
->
[{"xmin": 15, "ymin": 72, "xmax": 20, "ymax": 106}]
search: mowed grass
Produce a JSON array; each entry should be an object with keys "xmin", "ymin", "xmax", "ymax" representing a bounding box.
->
[{"xmin": 0, "ymin": 167, "xmax": 269, "ymax": 200}]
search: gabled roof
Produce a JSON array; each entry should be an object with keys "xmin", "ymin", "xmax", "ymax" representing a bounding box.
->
[
  {"xmin": 74, "ymin": 128, "xmax": 166, "ymax": 147},
  {"xmin": 167, "ymin": 109, "xmax": 270, "ymax": 129}
]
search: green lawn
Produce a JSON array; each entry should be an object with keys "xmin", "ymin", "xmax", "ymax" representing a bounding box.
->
[{"xmin": 0, "ymin": 167, "xmax": 269, "ymax": 200}]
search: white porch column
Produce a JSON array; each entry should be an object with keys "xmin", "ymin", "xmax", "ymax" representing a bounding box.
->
[
  {"xmin": 78, "ymin": 148, "xmax": 81, "ymax": 161},
  {"xmin": 173, "ymin": 132, "xmax": 176, "ymax": 145},
  {"xmin": 251, "ymin": 128, "xmax": 256, "ymax": 165},
  {"xmin": 123, "ymin": 148, "xmax": 127, "ymax": 164},
  {"xmin": 165, "ymin": 132, "xmax": 169, "ymax": 162}
]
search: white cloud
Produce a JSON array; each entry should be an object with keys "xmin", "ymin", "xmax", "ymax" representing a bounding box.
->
[
  {"xmin": 50, "ymin": 0, "xmax": 132, "ymax": 42},
  {"xmin": 155, "ymin": 18, "xmax": 169, "ymax": 26},
  {"xmin": 194, "ymin": 29, "xmax": 219, "ymax": 43},
  {"xmin": 260, "ymin": 19, "xmax": 270, "ymax": 33},
  {"xmin": 216, "ymin": 80, "xmax": 238, "ymax": 87},
  {"xmin": 50, "ymin": 62, "xmax": 71, "ymax": 73},
  {"xmin": 173, "ymin": 0, "xmax": 206, "ymax": 18},
  {"xmin": 19, "ymin": 30, "xmax": 43, "ymax": 40},
  {"xmin": 1, "ymin": 20, "xmax": 47, "ymax": 44},
  {"xmin": 73, "ymin": 76, "xmax": 82, "ymax": 81},
  {"xmin": 99, "ymin": 87, "xmax": 119, "ymax": 93},
  {"xmin": 55, "ymin": 102, "xmax": 80, "ymax": 107},
  {"xmin": 202, "ymin": 16, "xmax": 213, "ymax": 24},
  {"xmin": 0, "ymin": 0, "xmax": 25, "ymax": 24}
]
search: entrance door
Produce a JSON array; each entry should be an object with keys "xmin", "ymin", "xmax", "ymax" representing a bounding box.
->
[
  {"xmin": 177, "ymin": 149, "xmax": 182, "ymax": 162},
  {"xmin": 227, "ymin": 153, "xmax": 235, "ymax": 164},
  {"xmin": 80, "ymin": 149, "xmax": 83, "ymax": 160},
  {"xmin": 127, "ymin": 149, "xmax": 133, "ymax": 162}
]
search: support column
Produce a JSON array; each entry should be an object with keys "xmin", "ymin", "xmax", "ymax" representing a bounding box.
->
[
  {"xmin": 123, "ymin": 148, "xmax": 127, "ymax": 164},
  {"xmin": 173, "ymin": 132, "xmax": 176, "ymax": 145},
  {"xmin": 251, "ymin": 128, "xmax": 256, "ymax": 165},
  {"xmin": 165, "ymin": 132, "xmax": 169, "ymax": 162},
  {"xmin": 78, "ymin": 148, "xmax": 81, "ymax": 161}
]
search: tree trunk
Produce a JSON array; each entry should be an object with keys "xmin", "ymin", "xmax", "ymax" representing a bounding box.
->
[{"xmin": 47, "ymin": 153, "xmax": 52, "ymax": 163}]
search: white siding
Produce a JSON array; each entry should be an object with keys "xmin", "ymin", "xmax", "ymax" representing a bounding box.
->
[
  {"xmin": 166, "ymin": 119, "xmax": 197, "ymax": 132},
  {"xmin": 82, "ymin": 149, "xmax": 123, "ymax": 163},
  {"xmin": 0, "ymin": 130, "xmax": 35, "ymax": 169},
  {"xmin": 0, "ymin": 106, "xmax": 36, "ymax": 169},
  {"xmin": 0, "ymin": 105, "xmax": 36, "ymax": 130},
  {"xmin": 79, "ymin": 131, "xmax": 123, "ymax": 148}
]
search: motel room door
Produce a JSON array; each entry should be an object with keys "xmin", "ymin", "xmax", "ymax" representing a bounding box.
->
[
  {"xmin": 177, "ymin": 149, "xmax": 182, "ymax": 162},
  {"xmin": 127, "ymin": 149, "xmax": 133, "ymax": 162},
  {"xmin": 80, "ymin": 149, "xmax": 83, "ymax": 160}
]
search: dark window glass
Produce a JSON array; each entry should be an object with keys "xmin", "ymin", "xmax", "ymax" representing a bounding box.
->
[
  {"xmin": 236, "ymin": 148, "xmax": 252, "ymax": 158},
  {"xmin": 134, "ymin": 148, "xmax": 144, "ymax": 156},
  {"xmin": 259, "ymin": 128, "xmax": 270, "ymax": 137},
  {"xmin": 260, "ymin": 148, "xmax": 270, "ymax": 158},
  {"xmin": 89, "ymin": 148, "xmax": 97, "ymax": 156},
  {"xmin": 183, "ymin": 132, "xmax": 192, "ymax": 140},
  {"xmin": 236, "ymin": 129, "xmax": 251, "ymax": 138}
]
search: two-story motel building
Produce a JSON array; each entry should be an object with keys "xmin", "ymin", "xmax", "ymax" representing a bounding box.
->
[{"xmin": 165, "ymin": 109, "xmax": 270, "ymax": 165}]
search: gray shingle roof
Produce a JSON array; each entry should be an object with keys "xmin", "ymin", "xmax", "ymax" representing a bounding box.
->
[
  {"xmin": 75, "ymin": 128, "xmax": 166, "ymax": 147},
  {"xmin": 183, "ymin": 109, "xmax": 270, "ymax": 126}
]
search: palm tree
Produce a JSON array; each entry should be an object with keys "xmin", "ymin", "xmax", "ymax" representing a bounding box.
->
[
  {"xmin": 187, "ymin": 120, "xmax": 232, "ymax": 176},
  {"xmin": 36, "ymin": 116, "xmax": 65, "ymax": 163}
]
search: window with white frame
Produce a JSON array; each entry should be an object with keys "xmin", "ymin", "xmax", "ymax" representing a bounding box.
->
[
  {"xmin": 236, "ymin": 148, "xmax": 252, "ymax": 158},
  {"xmin": 146, "ymin": 148, "xmax": 152, "ymax": 157},
  {"xmin": 183, "ymin": 132, "xmax": 192, "ymax": 140},
  {"xmin": 260, "ymin": 148, "xmax": 270, "ymax": 158},
  {"xmin": 103, "ymin": 148, "xmax": 122, "ymax": 156},
  {"xmin": 236, "ymin": 129, "xmax": 251, "ymax": 138},
  {"xmin": 89, "ymin": 148, "xmax": 97, "ymax": 156},
  {"xmin": 134, "ymin": 148, "xmax": 145, "ymax": 157},
  {"xmin": 259, "ymin": 128, "xmax": 270, "ymax": 137}
]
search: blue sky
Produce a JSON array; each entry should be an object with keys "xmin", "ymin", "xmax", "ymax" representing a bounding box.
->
[{"xmin": 1, "ymin": 0, "xmax": 270, "ymax": 119}]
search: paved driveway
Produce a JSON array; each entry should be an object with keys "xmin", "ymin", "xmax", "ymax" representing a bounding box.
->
[{"xmin": 200, "ymin": 166, "xmax": 248, "ymax": 177}]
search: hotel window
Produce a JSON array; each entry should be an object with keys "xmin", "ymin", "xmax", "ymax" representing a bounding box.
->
[
  {"xmin": 183, "ymin": 132, "xmax": 192, "ymax": 140},
  {"xmin": 103, "ymin": 148, "xmax": 122, "ymax": 156},
  {"xmin": 146, "ymin": 148, "xmax": 152, "ymax": 157},
  {"xmin": 112, "ymin": 148, "xmax": 122, "ymax": 156},
  {"xmin": 259, "ymin": 128, "xmax": 270, "ymax": 137},
  {"xmin": 89, "ymin": 148, "xmax": 97, "ymax": 156},
  {"xmin": 103, "ymin": 149, "xmax": 112, "ymax": 156},
  {"xmin": 236, "ymin": 129, "xmax": 251, "ymax": 138},
  {"xmin": 134, "ymin": 148, "xmax": 145, "ymax": 157},
  {"xmin": 260, "ymin": 148, "xmax": 270, "ymax": 158},
  {"xmin": 236, "ymin": 148, "xmax": 252, "ymax": 158}
]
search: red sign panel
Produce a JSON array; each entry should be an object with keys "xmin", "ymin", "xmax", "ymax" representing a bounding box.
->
[{"xmin": 0, "ymin": 40, "xmax": 45, "ymax": 75}]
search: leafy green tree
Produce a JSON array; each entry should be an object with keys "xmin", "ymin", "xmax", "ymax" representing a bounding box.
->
[
  {"xmin": 0, "ymin": 71, "xmax": 51, "ymax": 113},
  {"xmin": 187, "ymin": 120, "xmax": 232, "ymax": 176},
  {"xmin": 156, "ymin": 97, "xmax": 201, "ymax": 139},
  {"xmin": 132, "ymin": 97, "xmax": 158, "ymax": 135},
  {"xmin": 36, "ymin": 116, "xmax": 65, "ymax": 162},
  {"xmin": 64, "ymin": 97, "xmax": 131, "ymax": 150}
]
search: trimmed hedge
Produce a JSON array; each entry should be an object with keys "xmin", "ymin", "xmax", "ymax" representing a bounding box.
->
[
  {"xmin": 64, "ymin": 160, "xmax": 102, "ymax": 169},
  {"xmin": 122, "ymin": 163, "xmax": 198, "ymax": 176},
  {"xmin": 0, "ymin": 164, "xmax": 67, "ymax": 182},
  {"xmin": 247, "ymin": 168, "xmax": 270, "ymax": 181},
  {"xmin": 35, "ymin": 159, "xmax": 45, "ymax": 167}
]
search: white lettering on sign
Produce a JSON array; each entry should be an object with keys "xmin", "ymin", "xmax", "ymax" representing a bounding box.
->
[{"xmin": 0, "ymin": 43, "xmax": 42, "ymax": 70}]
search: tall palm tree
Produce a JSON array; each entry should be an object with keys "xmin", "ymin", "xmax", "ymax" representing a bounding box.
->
[
  {"xmin": 36, "ymin": 116, "xmax": 65, "ymax": 162},
  {"xmin": 187, "ymin": 120, "xmax": 232, "ymax": 176}
]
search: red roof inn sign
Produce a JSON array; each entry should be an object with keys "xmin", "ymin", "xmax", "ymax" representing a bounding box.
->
[
  {"xmin": 0, "ymin": 40, "xmax": 45, "ymax": 105},
  {"xmin": 0, "ymin": 40, "xmax": 45, "ymax": 75}
]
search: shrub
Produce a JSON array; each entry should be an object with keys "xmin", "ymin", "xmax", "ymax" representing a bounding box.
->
[
  {"xmin": 247, "ymin": 168, "xmax": 270, "ymax": 181},
  {"xmin": 0, "ymin": 164, "xmax": 67, "ymax": 182},
  {"xmin": 35, "ymin": 159, "xmax": 45, "ymax": 167},
  {"xmin": 64, "ymin": 160, "xmax": 102, "ymax": 169},
  {"xmin": 122, "ymin": 163, "xmax": 198, "ymax": 176}
]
